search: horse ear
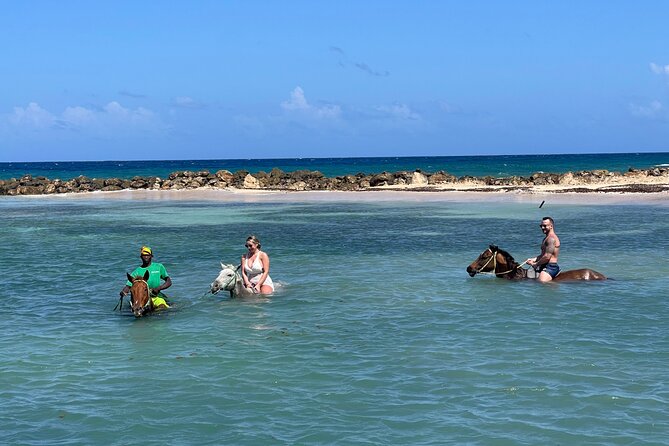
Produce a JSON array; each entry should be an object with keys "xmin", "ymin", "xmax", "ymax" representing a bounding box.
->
[
  {"xmin": 127, "ymin": 272, "xmax": 133, "ymax": 282},
  {"xmin": 143, "ymin": 270, "xmax": 150, "ymax": 280},
  {"xmin": 221, "ymin": 262, "xmax": 225, "ymax": 269},
  {"xmin": 489, "ymin": 244, "xmax": 498, "ymax": 251}
]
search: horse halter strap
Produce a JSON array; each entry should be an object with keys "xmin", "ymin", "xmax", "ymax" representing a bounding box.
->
[
  {"xmin": 222, "ymin": 272, "xmax": 238, "ymax": 290},
  {"xmin": 476, "ymin": 248, "xmax": 527, "ymax": 277},
  {"xmin": 474, "ymin": 248, "xmax": 497, "ymax": 275},
  {"xmin": 217, "ymin": 266, "xmax": 240, "ymax": 293}
]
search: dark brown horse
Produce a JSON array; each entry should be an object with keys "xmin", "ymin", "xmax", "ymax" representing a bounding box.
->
[
  {"xmin": 466, "ymin": 245, "xmax": 607, "ymax": 281},
  {"xmin": 126, "ymin": 271, "xmax": 153, "ymax": 317}
]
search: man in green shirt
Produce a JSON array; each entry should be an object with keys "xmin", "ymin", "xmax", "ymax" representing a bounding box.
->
[{"xmin": 119, "ymin": 246, "xmax": 172, "ymax": 308}]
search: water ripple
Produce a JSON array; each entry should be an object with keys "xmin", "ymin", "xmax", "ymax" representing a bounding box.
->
[{"xmin": 1, "ymin": 199, "xmax": 668, "ymax": 444}]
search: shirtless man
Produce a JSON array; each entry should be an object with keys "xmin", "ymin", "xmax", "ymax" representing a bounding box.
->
[{"xmin": 526, "ymin": 216, "xmax": 561, "ymax": 282}]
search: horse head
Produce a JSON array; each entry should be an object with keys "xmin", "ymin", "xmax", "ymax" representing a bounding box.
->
[
  {"xmin": 210, "ymin": 263, "xmax": 239, "ymax": 295},
  {"xmin": 127, "ymin": 270, "xmax": 151, "ymax": 317},
  {"xmin": 467, "ymin": 245, "xmax": 523, "ymax": 279},
  {"xmin": 466, "ymin": 245, "xmax": 499, "ymax": 277}
]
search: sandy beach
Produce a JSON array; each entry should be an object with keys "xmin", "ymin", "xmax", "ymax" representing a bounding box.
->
[{"xmin": 37, "ymin": 182, "xmax": 668, "ymax": 206}]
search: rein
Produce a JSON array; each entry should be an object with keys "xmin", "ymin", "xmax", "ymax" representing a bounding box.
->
[
  {"xmin": 114, "ymin": 280, "xmax": 151, "ymax": 312},
  {"xmin": 475, "ymin": 248, "xmax": 528, "ymax": 277}
]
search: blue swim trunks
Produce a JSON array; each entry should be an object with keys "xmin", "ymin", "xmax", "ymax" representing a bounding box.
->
[{"xmin": 538, "ymin": 262, "xmax": 560, "ymax": 278}]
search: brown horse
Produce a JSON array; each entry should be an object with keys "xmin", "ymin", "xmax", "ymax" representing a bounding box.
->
[
  {"xmin": 466, "ymin": 245, "xmax": 607, "ymax": 281},
  {"xmin": 126, "ymin": 271, "xmax": 154, "ymax": 317}
]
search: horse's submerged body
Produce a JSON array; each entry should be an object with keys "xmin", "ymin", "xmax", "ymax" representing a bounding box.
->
[
  {"xmin": 466, "ymin": 245, "xmax": 607, "ymax": 281},
  {"xmin": 210, "ymin": 263, "xmax": 256, "ymax": 298}
]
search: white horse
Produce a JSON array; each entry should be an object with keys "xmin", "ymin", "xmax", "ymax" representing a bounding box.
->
[{"xmin": 210, "ymin": 263, "xmax": 255, "ymax": 298}]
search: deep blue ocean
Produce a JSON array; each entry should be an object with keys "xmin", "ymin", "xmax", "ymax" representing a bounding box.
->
[
  {"xmin": 2, "ymin": 152, "xmax": 669, "ymax": 180},
  {"xmin": 1, "ymin": 154, "xmax": 669, "ymax": 445}
]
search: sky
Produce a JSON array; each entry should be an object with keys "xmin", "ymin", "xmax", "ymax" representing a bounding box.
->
[{"xmin": 1, "ymin": 1, "xmax": 669, "ymax": 162}]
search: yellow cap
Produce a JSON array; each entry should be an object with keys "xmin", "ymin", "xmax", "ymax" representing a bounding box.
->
[{"xmin": 140, "ymin": 246, "xmax": 152, "ymax": 256}]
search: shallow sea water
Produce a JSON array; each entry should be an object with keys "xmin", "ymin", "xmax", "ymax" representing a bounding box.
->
[{"xmin": 1, "ymin": 196, "xmax": 668, "ymax": 445}]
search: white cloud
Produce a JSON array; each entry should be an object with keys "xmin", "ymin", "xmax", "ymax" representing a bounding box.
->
[
  {"xmin": 375, "ymin": 103, "xmax": 421, "ymax": 120},
  {"xmin": 650, "ymin": 62, "xmax": 669, "ymax": 75},
  {"xmin": 6, "ymin": 101, "xmax": 162, "ymax": 134},
  {"xmin": 281, "ymin": 87, "xmax": 309, "ymax": 111},
  {"xmin": 62, "ymin": 106, "xmax": 95, "ymax": 126},
  {"xmin": 103, "ymin": 101, "xmax": 155, "ymax": 125},
  {"xmin": 629, "ymin": 100, "xmax": 663, "ymax": 118},
  {"xmin": 281, "ymin": 87, "xmax": 341, "ymax": 119},
  {"xmin": 104, "ymin": 101, "xmax": 128, "ymax": 116},
  {"xmin": 314, "ymin": 104, "xmax": 342, "ymax": 119},
  {"xmin": 10, "ymin": 102, "xmax": 55, "ymax": 128}
]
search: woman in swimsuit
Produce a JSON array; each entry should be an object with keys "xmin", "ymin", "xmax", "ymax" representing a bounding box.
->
[{"xmin": 241, "ymin": 235, "xmax": 274, "ymax": 294}]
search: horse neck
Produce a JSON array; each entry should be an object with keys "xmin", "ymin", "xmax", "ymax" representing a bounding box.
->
[
  {"xmin": 235, "ymin": 277, "xmax": 244, "ymax": 295},
  {"xmin": 495, "ymin": 254, "xmax": 521, "ymax": 279},
  {"xmin": 233, "ymin": 271, "xmax": 247, "ymax": 296}
]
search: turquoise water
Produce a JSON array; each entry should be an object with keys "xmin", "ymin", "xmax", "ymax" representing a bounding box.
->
[
  {"xmin": 2, "ymin": 196, "xmax": 669, "ymax": 445},
  {"xmin": 2, "ymin": 152, "xmax": 669, "ymax": 180}
]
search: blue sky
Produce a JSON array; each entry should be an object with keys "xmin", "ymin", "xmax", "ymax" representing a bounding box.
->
[{"xmin": 2, "ymin": 1, "xmax": 669, "ymax": 161}]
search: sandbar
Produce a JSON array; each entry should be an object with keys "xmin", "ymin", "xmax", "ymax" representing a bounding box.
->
[{"xmin": 22, "ymin": 184, "xmax": 668, "ymax": 206}]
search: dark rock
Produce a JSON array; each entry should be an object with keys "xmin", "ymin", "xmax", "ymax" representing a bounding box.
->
[
  {"xmin": 369, "ymin": 172, "xmax": 394, "ymax": 187},
  {"xmin": 428, "ymin": 171, "xmax": 456, "ymax": 184},
  {"xmin": 1, "ymin": 166, "xmax": 666, "ymax": 195},
  {"xmin": 104, "ymin": 178, "xmax": 123, "ymax": 187},
  {"xmin": 101, "ymin": 185, "xmax": 124, "ymax": 191}
]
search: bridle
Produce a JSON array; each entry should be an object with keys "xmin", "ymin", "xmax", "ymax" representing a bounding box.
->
[
  {"xmin": 474, "ymin": 248, "xmax": 528, "ymax": 277},
  {"xmin": 130, "ymin": 279, "xmax": 152, "ymax": 314},
  {"xmin": 221, "ymin": 271, "xmax": 238, "ymax": 292},
  {"xmin": 212, "ymin": 266, "xmax": 241, "ymax": 296},
  {"xmin": 472, "ymin": 248, "xmax": 497, "ymax": 274}
]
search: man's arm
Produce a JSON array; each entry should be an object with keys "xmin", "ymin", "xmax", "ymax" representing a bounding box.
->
[{"xmin": 151, "ymin": 276, "xmax": 172, "ymax": 295}]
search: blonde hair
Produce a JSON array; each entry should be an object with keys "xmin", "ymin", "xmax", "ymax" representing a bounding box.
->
[{"xmin": 246, "ymin": 235, "xmax": 261, "ymax": 249}]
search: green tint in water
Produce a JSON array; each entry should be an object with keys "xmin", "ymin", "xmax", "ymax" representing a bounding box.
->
[{"xmin": 1, "ymin": 197, "xmax": 668, "ymax": 445}]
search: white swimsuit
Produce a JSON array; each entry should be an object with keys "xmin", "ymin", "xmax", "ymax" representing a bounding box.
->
[{"xmin": 244, "ymin": 251, "xmax": 274, "ymax": 291}]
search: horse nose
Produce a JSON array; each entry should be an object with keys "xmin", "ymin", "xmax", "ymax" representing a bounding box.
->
[{"xmin": 466, "ymin": 266, "xmax": 476, "ymax": 277}]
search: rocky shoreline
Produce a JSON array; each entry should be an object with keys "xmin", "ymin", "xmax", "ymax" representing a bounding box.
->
[{"xmin": 1, "ymin": 166, "xmax": 668, "ymax": 196}]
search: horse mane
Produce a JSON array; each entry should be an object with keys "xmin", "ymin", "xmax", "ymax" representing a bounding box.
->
[{"xmin": 496, "ymin": 247, "xmax": 518, "ymax": 266}]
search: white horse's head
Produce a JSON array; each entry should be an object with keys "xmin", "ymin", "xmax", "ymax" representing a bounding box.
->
[{"xmin": 210, "ymin": 263, "xmax": 239, "ymax": 294}]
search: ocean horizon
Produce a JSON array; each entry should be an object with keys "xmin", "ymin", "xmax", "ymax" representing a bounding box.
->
[{"xmin": 2, "ymin": 151, "xmax": 669, "ymax": 181}]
